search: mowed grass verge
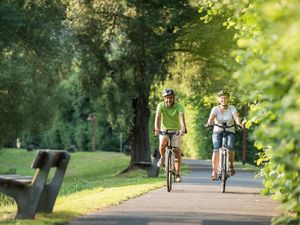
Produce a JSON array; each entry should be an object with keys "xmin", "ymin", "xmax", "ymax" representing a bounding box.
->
[{"xmin": 0, "ymin": 149, "xmax": 165, "ymax": 225}]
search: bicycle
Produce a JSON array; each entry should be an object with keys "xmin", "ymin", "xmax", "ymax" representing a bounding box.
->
[
  {"xmin": 207, "ymin": 123, "xmax": 240, "ymax": 193},
  {"xmin": 159, "ymin": 130, "xmax": 180, "ymax": 192}
]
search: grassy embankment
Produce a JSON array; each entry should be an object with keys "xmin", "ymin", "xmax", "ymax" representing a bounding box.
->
[{"xmin": 0, "ymin": 149, "xmax": 169, "ymax": 225}]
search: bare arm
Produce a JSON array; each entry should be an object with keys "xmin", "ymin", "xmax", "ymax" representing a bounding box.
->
[
  {"xmin": 179, "ymin": 112, "xmax": 186, "ymax": 135},
  {"xmin": 233, "ymin": 111, "xmax": 243, "ymax": 127},
  {"xmin": 154, "ymin": 112, "xmax": 161, "ymax": 135},
  {"xmin": 207, "ymin": 111, "xmax": 216, "ymax": 126}
]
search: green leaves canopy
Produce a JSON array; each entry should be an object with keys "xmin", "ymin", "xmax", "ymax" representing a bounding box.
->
[{"xmin": 0, "ymin": 0, "xmax": 69, "ymax": 145}]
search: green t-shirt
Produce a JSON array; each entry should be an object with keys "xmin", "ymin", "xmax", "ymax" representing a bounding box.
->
[{"xmin": 156, "ymin": 101, "xmax": 184, "ymax": 130}]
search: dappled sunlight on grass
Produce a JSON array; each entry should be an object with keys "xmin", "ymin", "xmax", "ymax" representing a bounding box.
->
[
  {"xmin": 56, "ymin": 182, "xmax": 165, "ymax": 214},
  {"xmin": 0, "ymin": 211, "xmax": 80, "ymax": 225},
  {"xmin": 0, "ymin": 203, "xmax": 16, "ymax": 222},
  {"xmin": 0, "ymin": 182, "xmax": 165, "ymax": 225}
]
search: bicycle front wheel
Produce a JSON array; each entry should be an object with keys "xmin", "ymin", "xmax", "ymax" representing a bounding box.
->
[
  {"xmin": 166, "ymin": 150, "xmax": 173, "ymax": 192},
  {"xmin": 221, "ymin": 155, "xmax": 227, "ymax": 193}
]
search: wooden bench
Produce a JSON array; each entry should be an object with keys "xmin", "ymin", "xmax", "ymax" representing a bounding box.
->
[{"xmin": 0, "ymin": 149, "xmax": 71, "ymax": 219}]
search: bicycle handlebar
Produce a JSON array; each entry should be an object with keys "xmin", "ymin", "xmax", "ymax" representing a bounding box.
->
[
  {"xmin": 153, "ymin": 128, "xmax": 187, "ymax": 137},
  {"xmin": 205, "ymin": 123, "xmax": 243, "ymax": 130},
  {"xmin": 159, "ymin": 130, "xmax": 180, "ymax": 136}
]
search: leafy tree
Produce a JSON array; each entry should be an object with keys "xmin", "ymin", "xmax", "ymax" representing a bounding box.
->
[
  {"xmin": 66, "ymin": 0, "xmax": 197, "ymax": 170},
  {"xmin": 0, "ymin": 0, "xmax": 70, "ymax": 146},
  {"xmin": 37, "ymin": 72, "xmax": 119, "ymax": 152}
]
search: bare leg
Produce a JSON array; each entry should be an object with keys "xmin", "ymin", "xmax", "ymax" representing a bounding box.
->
[
  {"xmin": 212, "ymin": 151, "xmax": 219, "ymax": 175},
  {"xmin": 174, "ymin": 147, "xmax": 182, "ymax": 182},
  {"xmin": 159, "ymin": 139, "xmax": 168, "ymax": 159},
  {"xmin": 228, "ymin": 151, "xmax": 235, "ymax": 175},
  {"xmin": 228, "ymin": 151, "xmax": 235, "ymax": 168},
  {"xmin": 157, "ymin": 139, "xmax": 168, "ymax": 167},
  {"xmin": 174, "ymin": 147, "xmax": 182, "ymax": 175}
]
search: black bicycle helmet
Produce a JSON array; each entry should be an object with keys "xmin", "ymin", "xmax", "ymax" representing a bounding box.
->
[
  {"xmin": 217, "ymin": 89, "xmax": 230, "ymax": 97},
  {"xmin": 162, "ymin": 88, "xmax": 175, "ymax": 97}
]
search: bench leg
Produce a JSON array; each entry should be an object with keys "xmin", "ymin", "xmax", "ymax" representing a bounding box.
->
[
  {"xmin": 36, "ymin": 185, "xmax": 57, "ymax": 213},
  {"xmin": 14, "ymin": 187, "xmax": 43, "ymax": 219},
  {"xmin": 36, "ymin": 163, "xmax": 68, "ymax": 213},
  {"xmin": 0, "ymin": 186, "xmax": 43, "ymax": 219}
]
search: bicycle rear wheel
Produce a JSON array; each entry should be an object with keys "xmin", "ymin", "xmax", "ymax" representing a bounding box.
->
[{"xmin": 166, "ymin": 150, "xmax": 173, "ymax": 192}]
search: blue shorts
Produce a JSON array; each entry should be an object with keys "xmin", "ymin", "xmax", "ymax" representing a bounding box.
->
[{"xmin": 212, "ymin": 131, "xmax": 235, "ymax": 152}]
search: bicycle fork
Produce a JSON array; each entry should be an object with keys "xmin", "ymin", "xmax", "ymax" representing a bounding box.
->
[
  {"xmin": 165, "ymin": 148, "xmax": 175, "ymax": 173},
  {"xmin": 218, "ymin": 147, "xmax": 229, "ymax": 178}
]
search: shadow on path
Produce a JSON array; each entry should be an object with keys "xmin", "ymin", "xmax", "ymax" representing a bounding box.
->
[{"xmin": 69, "ymin": 159, "xmax": 278, "ymax": 225}]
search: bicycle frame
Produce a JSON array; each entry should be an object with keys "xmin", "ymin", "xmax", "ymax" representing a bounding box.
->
[
  {"xmin": 218, "ymin": 147, "xmax": 230, "ymax": 193},
  {"xmin": 160, "ymin": 130, "xmax": 179, "ymax": 192},
  {"xmin": 218, "ymin": 129, "xmax": 230, "ymax": 179},
  {"xmin": 212, "ymin": 123, "xmax": 235, "ymax": 193}
]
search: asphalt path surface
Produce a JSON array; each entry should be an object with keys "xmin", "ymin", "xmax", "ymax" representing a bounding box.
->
[{"xmin": 69, "ymin": 159, "xmax": 278, "ymax": 225}]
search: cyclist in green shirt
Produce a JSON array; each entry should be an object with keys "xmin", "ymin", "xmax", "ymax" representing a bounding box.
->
[{"xmin": 154, "ymin": 88, "xmax": 187, "ymax": 182}]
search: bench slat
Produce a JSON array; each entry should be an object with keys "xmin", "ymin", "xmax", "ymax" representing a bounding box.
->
[{"xmin": 0, "ymin": 174, "xmax": 33, "ymax": 186}]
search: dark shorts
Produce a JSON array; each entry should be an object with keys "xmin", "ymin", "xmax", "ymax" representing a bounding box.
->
[{"xmin": 212, "ymin": 131, "xmax": 235, "ymax": 152}]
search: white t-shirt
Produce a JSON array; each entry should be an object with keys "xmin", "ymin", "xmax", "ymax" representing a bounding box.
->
[{"xmin": 211, "ymin": 105, "xmax": 237, "ymax": 133}]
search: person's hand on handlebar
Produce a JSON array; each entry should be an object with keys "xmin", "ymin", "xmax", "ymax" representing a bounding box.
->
[
  {"xmin": 236, "ymin": 124, "xmax": 244, "ymax": 129},
  {"xmin": 205, "ymin": 123, "xmax": 214, "ymax": 128},
  {"xmin": 179, "ymin": 127, "xmax": 186, "ymax": 136},
  {"xmin": 233, "ymin": 118, "xmax": 246, "ymax": 130},
  {"xmin": 153, "ymin": 128, "xmax": 160, "ymax": 136},
  {"xmin": 236, "ymin": 120, "xmax": 246, "ymax": 130}
]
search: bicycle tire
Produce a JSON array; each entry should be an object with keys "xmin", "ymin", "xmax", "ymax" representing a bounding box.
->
[
  {"xmin": 166, "ymin": 150, "xmax": 173, "ymax": 192},
  {"xmin": 221, "ymin": 154, "xmax": 227, "ymax": 193}
]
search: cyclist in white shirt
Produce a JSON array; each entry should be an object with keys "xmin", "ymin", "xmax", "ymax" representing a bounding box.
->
[{"xmin": 206, "ymin": 90, "xmax": 243, "ymax": 180}]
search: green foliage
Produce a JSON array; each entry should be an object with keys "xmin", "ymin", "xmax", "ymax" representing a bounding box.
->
[
  {"xmin": 65, "ymin": 0, "xmax": 198, "ymax": 164},
  {"xmin": 1, "ymin": 0, "xmax": 199, "ymax": 159},
  {"xmin": 22, "ymin": 72, "xmax": 121, "ymax": 152},
  {"xmin": 1, "ymin": 0, "xmax": 258, "ymax": 167},
  {"xmin": 0, "ymin": 0, "xmax": 71, "ymax": 145},
  {"xmin": 199, "ymin": 0, "xmax": 300, "ymax": 223}
]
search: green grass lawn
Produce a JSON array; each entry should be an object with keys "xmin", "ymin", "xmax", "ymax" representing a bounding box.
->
[{"xmin": 0, "ymin": 149, "xmax": 169, "ymax": 225}]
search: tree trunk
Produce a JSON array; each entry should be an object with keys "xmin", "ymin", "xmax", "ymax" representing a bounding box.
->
[
  {"xmin": 119, "ymin": 93, "xmax": 160, "ymax": 177},
  {"xmin": 130, "ymin": 94, "xmax": 151, "ymax": 165}
]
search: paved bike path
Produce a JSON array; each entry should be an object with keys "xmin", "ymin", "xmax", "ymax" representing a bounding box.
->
[{"xmin": 69, "ymin": 159, "xmax": 278, "ymax": 225}]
